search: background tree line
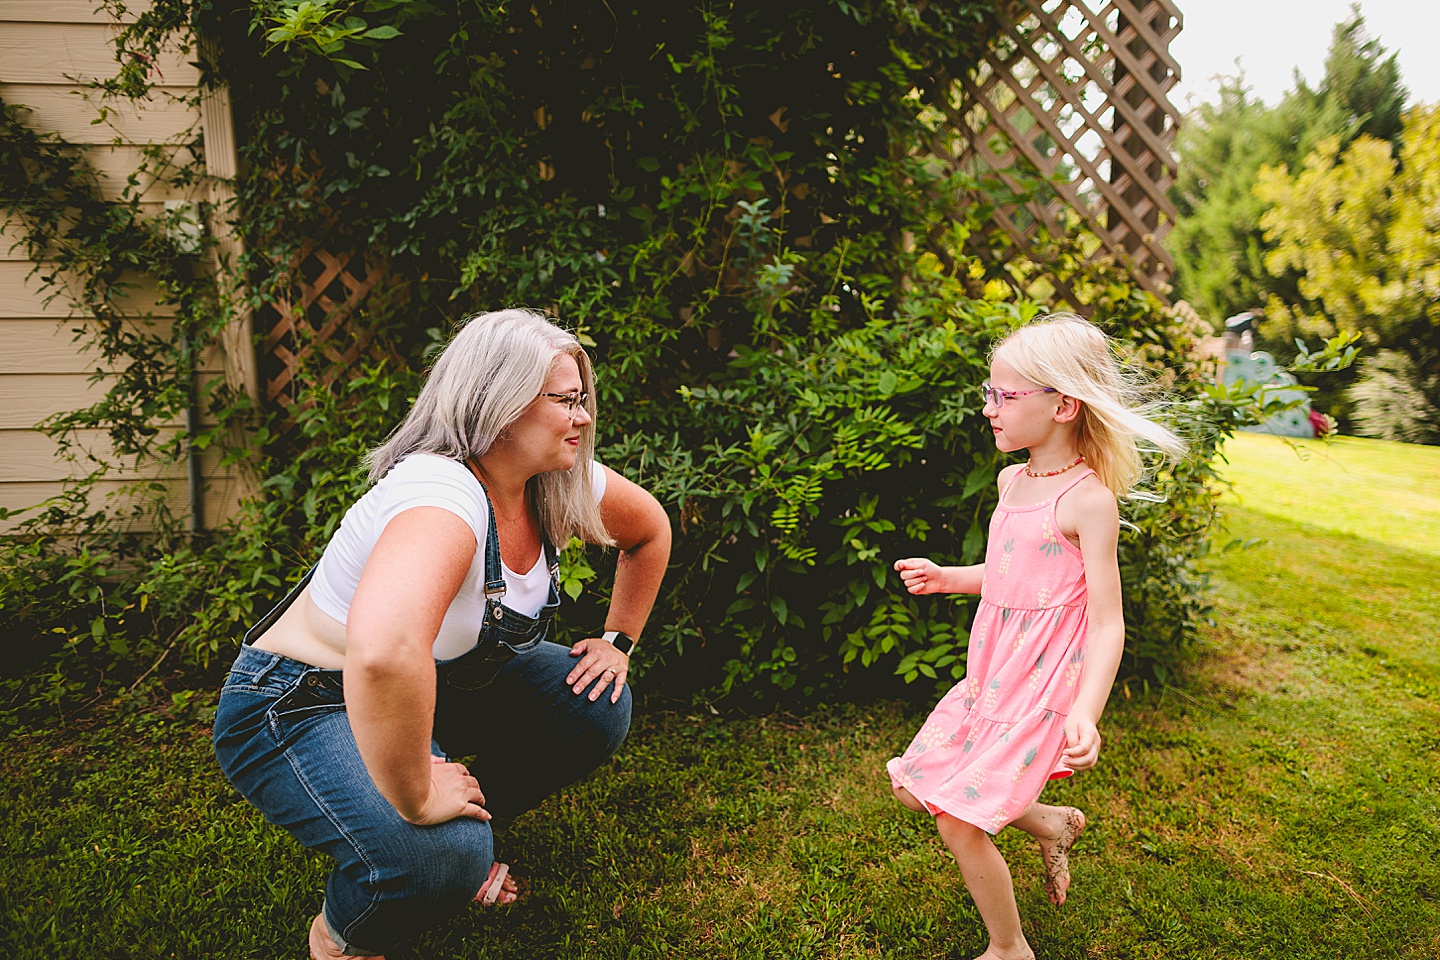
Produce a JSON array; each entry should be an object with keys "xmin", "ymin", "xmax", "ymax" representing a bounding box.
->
[{"xmin": 1169, "ymin": 5, "xmax": 1438, "ymax": 443}]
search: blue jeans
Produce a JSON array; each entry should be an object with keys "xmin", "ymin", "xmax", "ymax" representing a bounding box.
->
[{"xmin": 213, "ymin": 640, "xmax": 631, "ymax": 955}]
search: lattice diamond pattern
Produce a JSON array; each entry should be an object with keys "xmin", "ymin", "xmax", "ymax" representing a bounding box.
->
[
  {"xmin": 253, "ymin": 2, "xmax": 1183, "ymax": 414},
  {"xmin": 258, "ymin": 243, "xmax": 390, "ymax": 413},
  {"xmin": 945, "ymin": 0, "xmax": 1182, "ymax": 301}
]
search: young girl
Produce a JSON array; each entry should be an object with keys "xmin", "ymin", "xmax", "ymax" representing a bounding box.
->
[{"xmin": 887, "ymin": 313, "xmax": 1184, "ymax": 960}]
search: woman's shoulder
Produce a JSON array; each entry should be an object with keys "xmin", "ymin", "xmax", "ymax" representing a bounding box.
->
[
  {"xmin": 372, "ymin": 454, "xmax": 487, "ymax": 527},
  {"xmin": 386, "ymin": 453, "xmax": 471, "ymax": 480}
]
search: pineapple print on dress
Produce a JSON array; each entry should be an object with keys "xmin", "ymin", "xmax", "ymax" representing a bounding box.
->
[
  {"xmin": 910, "ymin": 720, "xmax": 947, "ymax": 755},
  {"xmin": 1014, "ymin": 747, "xmax": 1039, "ymax": 781},
  {"xmin": 997, "ymin": 537, "xmax": 1016, "ymax": 575},
  {"xmin": 885, "ymin": 466, "xmax": 1097, "ymax": 833},
  {"xmin": 895, "ymin": 757, "xmax": 925, "ymax": 789},
  {"xmin": 1039, "ymin": 514, "xmax": 1066, "ymax": 558},
  {"xmin": 1012, "ymin": 611, "xmax": 1034, "ymax": 653},
  {"xmin": 983, "ymin": 678, "xmax": 1002, "ymax": 711},
  {"xmin": 1027, "ymin": 651, "xmax": 1047, "ymax": 691}
]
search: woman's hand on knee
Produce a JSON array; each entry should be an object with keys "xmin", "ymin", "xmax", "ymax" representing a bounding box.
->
[
  {"xmin": 565, "ymin": 637, "xmax": 629, "ymax": 703},
  {"xmin": 403, "ymin": 756, "xmax": 492, "ymax": 826}
]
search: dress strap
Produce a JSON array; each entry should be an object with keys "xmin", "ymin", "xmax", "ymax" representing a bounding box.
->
[
  {"xmin": 999, "ymin": 466, "xmax": 1026, "ymax": 502},
  {"xmin": 1052, "ymin": 466, "xmax": 1097, "ymax": 503}
]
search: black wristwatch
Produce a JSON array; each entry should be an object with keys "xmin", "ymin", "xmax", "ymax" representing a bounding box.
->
[{"xmin": 601, "ymin": 629, "xmax": 636, "ymax": 655}]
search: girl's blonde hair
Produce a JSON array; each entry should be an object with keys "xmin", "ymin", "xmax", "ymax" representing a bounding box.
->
[
  {"xmin": 366, "ymin": 309, "xmax": 613, "ymax": 547},
  {"xmin": 992, "ymin": 313, "xmax": 1185, "ymax": 496}
]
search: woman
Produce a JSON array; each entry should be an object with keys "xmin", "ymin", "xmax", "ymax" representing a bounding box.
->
[{"xmin": 213, "ymin": 309, "xmax": 671, "ymax": 959}]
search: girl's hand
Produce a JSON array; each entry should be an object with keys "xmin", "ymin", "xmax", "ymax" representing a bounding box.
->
[
  {"xmin": 1062, "ymin": 713, "xmax": 1102, "ymax": 772},
  {"xmin": 405, "ymin": 755, "xmax": 491, "ymax": 826},
  {"xmin": 566, "ymin": 637, "xmax": 630, "ymax": 703},
  {"xmin": 894, "ymin": 557, "xmax": 944, "ymax": 595}
]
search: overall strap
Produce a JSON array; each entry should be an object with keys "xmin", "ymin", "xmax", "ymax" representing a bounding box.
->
[
  {"xmin": 468, "ymin": 467, "xmax": 560, "ymax": 623},
  {"xmin": 543, "ymin": 536, "xmax": 560, "ymax": 581},
  {"xmin": 243, "ymin": 565, "xmax": 317, "ymax": 645},
  {"xmin": 471, "ymin": 476, "xmax": 509, "ymax": 624}
]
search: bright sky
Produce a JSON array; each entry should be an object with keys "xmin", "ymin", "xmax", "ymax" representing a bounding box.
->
[{"xmin": 1169, "ymin": 0, "xmax": 1440, "ymax": 109}]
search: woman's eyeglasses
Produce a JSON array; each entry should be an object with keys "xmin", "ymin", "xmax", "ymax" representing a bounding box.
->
[
  {"xmin": 541, "ymin": 391, "xmax": 590, "ymax": 416},
  {"xmin": 980, "ymin": 382, "xmax": 1057, "ymax": 408}
]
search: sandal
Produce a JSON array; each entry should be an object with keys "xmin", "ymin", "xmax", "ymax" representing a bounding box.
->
[{"xmin": 475, "ymin": 861, "xmax": 518, "ymax": 906}]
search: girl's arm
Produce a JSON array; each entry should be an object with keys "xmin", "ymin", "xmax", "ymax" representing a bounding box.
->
[
  {"xmin": 565, "ymin": 465, "xmax": 673, "ymax": 703},
  {"xmin": 893, "ymin": 464, "xmax": 1018, "ymax": 595},
  {"xmin": 344, "ymin": 507, "xmax": 490, "ymax": 825},
  {"xmin": 1060, "ymin": 482, "xmax": 1124, "ymax": 772},
  {"xmin": 893, "ymin": 558, "xmax": 985, "ymax": 595}
]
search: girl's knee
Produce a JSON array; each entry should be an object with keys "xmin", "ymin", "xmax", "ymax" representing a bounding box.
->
[
  {"xmin": 936, "ymin": 812, "xmax": 989, "ymax": 848},
  {"xmin": 892, "ymin": 784, "xmax": 926, "ymax": 813}
]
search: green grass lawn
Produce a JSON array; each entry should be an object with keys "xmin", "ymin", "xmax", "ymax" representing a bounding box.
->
[
  {"xmin": 2, "ymin": 434, "xmax": 1437, "ymax": 959},
  {"xmin": 1218, "ymin": 431, "xmax": 1440, "ymax": 558}
]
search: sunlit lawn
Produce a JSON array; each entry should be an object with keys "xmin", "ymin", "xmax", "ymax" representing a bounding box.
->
[
  {"xmin": 1, "ymin": 433, "xmax": 1437, "ymax": 959},
  {"xmin": 1218, "ymin": 430, "xmax": 1440, "ymax": 558}
]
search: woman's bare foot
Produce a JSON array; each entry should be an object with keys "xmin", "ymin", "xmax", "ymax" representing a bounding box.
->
[
  {"xmin": 309, "ymin": 913, "xmax": 385, "ymax": 960},
  {"xmin": 1037, "ymin": 807, "xmax": 1086, "ymax": 905}
]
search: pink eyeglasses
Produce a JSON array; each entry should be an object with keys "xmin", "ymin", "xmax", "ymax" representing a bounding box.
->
[{"xmin": 980, "ymin": 382, "xmax": 1058, "ymax": 408}]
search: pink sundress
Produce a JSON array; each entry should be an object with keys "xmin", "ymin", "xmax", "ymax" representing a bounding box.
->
[{"xmin": 887, "ymin": 468, "xmax": 1095, "ymax": 834}]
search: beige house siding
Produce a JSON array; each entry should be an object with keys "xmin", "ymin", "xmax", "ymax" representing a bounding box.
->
[{"xmin": 0, "ymin": 0, "xmax": 249, "ymax": 533}]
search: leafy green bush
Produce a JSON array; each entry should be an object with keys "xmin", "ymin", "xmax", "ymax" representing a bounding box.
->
[{"xmin": 0, "ymin": 0, "xmax": 1356, "ymax": 716}]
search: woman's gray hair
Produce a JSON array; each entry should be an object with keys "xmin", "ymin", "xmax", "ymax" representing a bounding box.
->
[{"xmin": 366, "ymin": 309, "xmax": 612, "ymax": 547}]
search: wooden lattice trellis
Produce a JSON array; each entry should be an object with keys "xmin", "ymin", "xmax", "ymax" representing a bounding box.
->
[
  {"xmin": 942, "ymin": 0, "xmax": 1183, "ymax": 302},
  {"xmin": 254, "ymin": 2, "xmax": 1183, "ymax": 408},
  {"xmin": 258, "ymin": 242, "xmax": 394, "ymax": 416}
]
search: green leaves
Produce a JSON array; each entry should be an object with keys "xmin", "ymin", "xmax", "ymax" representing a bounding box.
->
[
  {"xmin": 0, "ymin": 0, "xmax": 1262, "ymax": 710},
  {"xmin": 256, "ymin": 0, "xmax": 410, "ymax": 72},
  {"xmin": 1255, "ymin": 105, "xmax": 1440, "ymax": 440}
]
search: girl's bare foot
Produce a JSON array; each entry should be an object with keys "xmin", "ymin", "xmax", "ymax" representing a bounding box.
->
[
  {"xmin": 309, "ymin": 913, "xmax": 385, "ymax": 960},
  {"xmin": 1038, "ymin": 807, "xmax": 1086, "ymax": 905},
  {"xmin": 972, "ymin": 945, "xmax": 1036, "ymax": 960}
]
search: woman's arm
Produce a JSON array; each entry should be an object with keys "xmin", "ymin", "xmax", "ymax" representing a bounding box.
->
[
  {"xmin": 565, "ymin": 465, "xmax": 672, "ymax": 702},
  {"xmin": 344, "ymin": 507, "xmax": 489, "ymax": 824},
  {"xmin": 1060, "ymin": 482, "xmax": 1124, "ymax": 772}
]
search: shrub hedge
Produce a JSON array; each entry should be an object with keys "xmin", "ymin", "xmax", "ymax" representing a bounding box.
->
[{"xmin": 0, "ymin": 0, "xmax": 1356, "ymax": 712}]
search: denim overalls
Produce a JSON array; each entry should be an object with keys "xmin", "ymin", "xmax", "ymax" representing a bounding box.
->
[{"xmin": 213, "ymin": 482, "xmax": 631, "ymax": 955}]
